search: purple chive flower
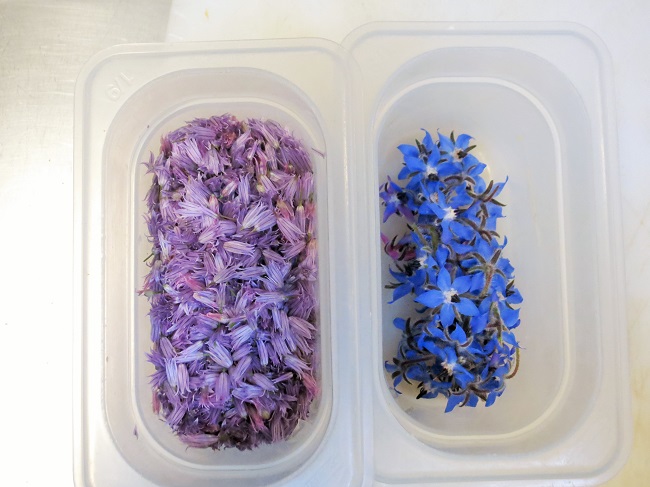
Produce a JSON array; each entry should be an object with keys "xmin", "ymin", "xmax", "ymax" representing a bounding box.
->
[{"xmin": 141, "ymin": 115, "xmax": 320, "ymax": 451}]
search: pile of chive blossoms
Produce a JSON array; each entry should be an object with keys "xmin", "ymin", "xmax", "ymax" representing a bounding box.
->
[
  {"xmin": 380, "ymin": 130, "xmax": 523, "ymax": 412},
  {"xmin": 141, "ymin": 115, "xmax": 319, "ymax": 450}
]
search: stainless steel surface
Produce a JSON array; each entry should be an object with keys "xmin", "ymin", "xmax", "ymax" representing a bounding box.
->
[{"xmin": 0, "ymin": 2, "xmax": 169, "ymax": 485}]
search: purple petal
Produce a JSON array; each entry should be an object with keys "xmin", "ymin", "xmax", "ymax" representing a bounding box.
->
[
  {"xmin": 223, "ymin": 240, "xmax": 256, "ymax": 256},
  {"xmin": 179, "ymin": 433, "xmax": 219, "ymax": 448}
]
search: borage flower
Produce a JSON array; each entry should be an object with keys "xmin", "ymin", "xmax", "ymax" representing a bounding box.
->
[
  {"xmin": 379, "ymin": 176, "xmax": 414, "ymax": 223},
  {"xmin": 415, "ymin": 267, "xmax": 479, "ymax": 327},
  {"xmin": 397, "ymin": 130, "xmax": 459, "ymax": 184},
  {"xmin": 380, "ymin": 129, "xmax": 522, "ymax": 413}
]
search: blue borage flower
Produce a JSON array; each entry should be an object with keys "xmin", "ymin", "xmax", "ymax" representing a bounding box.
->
[{"xmin": 380, "ymin": 130, "xmax": 522, "ymax": 412}]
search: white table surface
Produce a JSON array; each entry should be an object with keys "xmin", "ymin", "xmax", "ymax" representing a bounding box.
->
[{"xmin": 1, "ymin": 0, "xmax": 648, "ymax": 485}]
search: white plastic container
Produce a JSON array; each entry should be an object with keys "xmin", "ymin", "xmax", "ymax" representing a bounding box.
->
[
  {"xmin": 74, "ymin": 38, "xmax": 363, "ymax": 487},
  {"xmin": 345, "ymin": 22, "xmax": 631, "ymax": 486},
  {"xmin": 74, "ymin": 22, "xmax": 631, "ymax": 486}
]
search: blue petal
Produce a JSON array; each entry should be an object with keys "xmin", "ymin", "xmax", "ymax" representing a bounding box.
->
[
  {"xmin": 457, "ymin": 297, "xmax": 479, "ymax": 316},
  {"xmin": 436, "ymin": 190, "xmax": 448, "ymax": 207},
  {"xmin": 502, "ymin": 331, "xmax": 519, "ymax": 347},
  {"xmin": 429, "ymin": 140, "xmax": 441, "ymax": 163},
  {"xmin": 507, "ymin": 288, "xmax": 523, "ymax": 304},
  {"xmin": 450, "ymin": 220, "xmax": 474, "ymax": 241},
  {"xmin": 468, "ymin": 338, "xmax": 487, "ymax": 356},
  {"xmin": 388, "ymin": 267, "xmax": 406, "ymax": 282},
  {"xmin": 405, "ymin": 155, "xmax": 426, "ymax": 172},
  {"xmin": 491, "ymin": 178, "xmax": 507, "ymax": 198},
  {"xmin": 382, "ymin": 203, "xmax": 397, "ymax": 222},
  {"xmin": 437, "ymin": 161, "xmax": 460, "ymax": 176},
  {"xmin": 393, "ymin": 318, "xmax": 406, "ymax": 331},
  {"xmin": 397, "ymin": 144, "xmax": 419, "ymax": 158},
  {"xmin": 485, "ymin": 391, "xmax": 498, "ymax": 407},
  {"xmin": 486, "ymin": 202, "xmax": 503, "ymax": 218},
  {"xmin": 422, "ymin": 340, "xmax": 444, "ymax": 359},
  {"xmin": 440, "ymin": 303, "xmax": 455, "ymax": 327},
  {"xmin": 452, "ymin": 275, "xmax": 472, "ymax": 294},
  {"xmin": 445, "ymin": 394, "xmax": 465, "ymax": 413},
  {"xmin": 435, "ymin": 246, "xmax": 449, "ymax": 266},
  {"xmin": 491, "ymin": 273, "xmax": 507, "ymax": 293},
  {"xmin": 474, "ymin": 176, "xmax": 487, "ymax": 193},
  {"xmin": 498, "ymin": 258, "xmax": 515, "ymax": 276},
  {"xmin": 389, "ymin": 283, "xmax": 411, "ymax": 303},
  {"xmin": 429, "ymin": 203, "xmax": 447, "ymax": 220},
  {"xmin": 462, "ymin": 209, "xmax": 481, "ymax": 227},
  {"xmin": 451, "ymin": 189, "xmax": 473, "ymax": 208},
  {"xmin": 494, "ymin": 365, "xmax": 509, "ymax": 379},
  {"xmin": 385, "ymin": 361, "xmax": 397, "ymax": 373},
  {"xmin": 426, "ymin": 323, "xmax": 445, "ymax": 338},
  {"xmin": 418, "ymin": 203, "xmax": 437, "ymax": 216},
  {"xmin": 405, "ymin": 365, "xmax": 425, "ymax": 382},
  {"xmin": 476, "ymin": 239, "xmax": 495, "ymax": 261},
  {"xmin": 423, "ymin": 178, "xmax": 443, "ymax": 194},
  {"xmin": 480, "ymin": 364, "xmax": 490, "ymax": 381},
  {"xmin": 436, "ymin": 266, "xmax": 452, "ymax": 290},
  {"xmin": 450, "ymin": 325, "xmax": 467, "ymax": 343},
  {"xmin": 469, "ymin": 273, "xmax": 485, "ymax": 293},
  {"xmin": 483, "ymin": 339, "xmax": 497, "ymax": 355},
  {"xmin": 508, "ymin": 318, "xmax": 521, "ymax": 330},
  {"xmin": 422, "ymin": 130, "xmax": 435, "ymax": 152},
  {"xmin": 437, "ymin": 131, "xmax": 454, "ymax": 153},
  {"xmin": 406, "ymin": 176, "xmax": 423, "ymax": 191},
  {"xmin": 397, "ymin": 166, "xmax": 412, "ymax": 180},
  {"xmin": 450, "ymin": 240, "xmax": 474, "ymax": 254},
  {"xmin": 500, "ymin": 306, "xmax": 520, "ymax": 328},
  {"xmin": 470, "ymin": 313, "xmax": 488, "ymax": 334},
  {"xmin": 456, "ymin": 133, "xmax": 472, "ymax": 149},
  {"xmin": 439, "ymin": 222, "xmax": 454, "ymax": 244},
  {"xmin": 388, "ymin": 180, "xmax": 402, "ymax": 192},
  {"xmin": 411, "ymin": 269, "xmax": 426, "ymax": 288},
  {"xmin": 467, "ymin": 161, "xmax": 486, "ymax": 177},
  {"xmin": 479, "ymin": 295, "xmax": 495, "ymax": 313},
  {"xmin": 415, "ymin": 289, "xmax": 445, "ymax": 308},
  {"xmin": 431, "ymin": 380, "xmax": 452, "ymax": 391},
  {"xmin": 453, "ymin": 366, "xmax": 474, "ymax": 388},
  {"xmin": 443, "ymin": 346, "xmax": 458, "ymax": 363},
  {"xmin": 484, "ymin": 216, "xmax": 499, "ymax": 232},
  {"xmin": 483, "ymin": 378, "xmax": 501, "ymax": 392},
  {"xmin": 462, "ymin": 153, "xmax": 480, "ymax": 170},
  {"xmin": 467, "ymin": 393, "xmax": 479, "ymax": 407}
]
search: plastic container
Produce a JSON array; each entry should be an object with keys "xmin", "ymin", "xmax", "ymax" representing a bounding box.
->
[
  {"xmin": 345, "ymin": 22, "xmax": 631, "ymax": 486},
  {"xmin": 74, "ymin": 22, "xmax": 631, "ymax": 486},
  {"xmin": 74, "ymin": 39, "xmax": 363, "ymax": 487}
]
